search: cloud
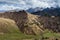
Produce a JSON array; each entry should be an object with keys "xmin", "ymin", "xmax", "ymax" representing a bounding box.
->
[
  {"xmin": 0, "ymin": 5, "xmax": 19, "ymax": 10},
  {"xmin": 0, "ymin": 0, "xmax": 59, "ymax": 11}
]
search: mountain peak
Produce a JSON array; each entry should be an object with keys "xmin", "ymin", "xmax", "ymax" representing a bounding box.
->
[{"xmin": 27, "ymin": 7, "xmax": 44, "ymax": 13}]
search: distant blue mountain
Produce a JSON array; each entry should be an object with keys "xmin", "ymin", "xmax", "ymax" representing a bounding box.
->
[
  {"xmin": 27, "ymin": 7, "xmax": 43, "ymax": 13},
  {"xmin": 27, "ymin": 7, "xmax": 60, "ymax": 16}
]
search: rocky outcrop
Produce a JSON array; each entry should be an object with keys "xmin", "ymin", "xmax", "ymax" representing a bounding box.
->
[
  {"xmin": 23, "ymin": 12, "xmax": 44, "ymax": 35},
  {"xmin": 38, "ymin": 16, "xmax": 60, "ymax": 32}
]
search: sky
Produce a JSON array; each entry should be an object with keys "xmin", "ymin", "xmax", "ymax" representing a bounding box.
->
[{"xmin": 0, "ymin": 0, "xmax": 59, "ymax": 11}]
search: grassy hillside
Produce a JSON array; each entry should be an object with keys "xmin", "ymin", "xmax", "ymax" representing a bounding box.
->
[
  {"xmin": 0, "ymin": 18, "xmax": 40, "ymax": 40},
  {"xmin": 0, "ymin": 18, "xmax": 20, "ymax": 33},
  {"xmin": 0, "ymin": 11, "xmax": 60, "ymax": 40},
  {"xmin": 0, "ymin": 18, "xmax": 34, "ymax": 40},
  {"xmin": 0, "ymin": 18, "xmax": 60, "ymax": 40}
]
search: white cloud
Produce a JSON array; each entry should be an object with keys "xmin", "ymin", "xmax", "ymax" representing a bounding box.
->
[
  {"xmin": 0, "ymin": 4, "xmax": 21, "ymax": 10},
  {"xmin": 0, "ymin": 0, "xmax": 59, "ymax": 11}
]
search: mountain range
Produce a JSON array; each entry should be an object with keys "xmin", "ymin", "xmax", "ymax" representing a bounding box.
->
[{"xmin": 27, "ymin": 7, "xmax": 60, "ymax": 16}]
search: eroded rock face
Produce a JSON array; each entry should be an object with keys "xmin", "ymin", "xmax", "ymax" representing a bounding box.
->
[
  {"xmin": 38, "ymin": 16, "xmax": 60, "ymax": 32},
  {"xmin": 23, "ymin": 13, "xmax": 44, "ymax": 35}
]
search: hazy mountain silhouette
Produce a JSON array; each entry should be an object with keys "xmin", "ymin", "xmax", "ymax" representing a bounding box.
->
[
  {"xmin": 27, "ymin": 7, "xmax": 43, "ymax": 13},
  {"xmin": 27, "ymin": 7, "xmax": 60, "ymax": 16}
]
